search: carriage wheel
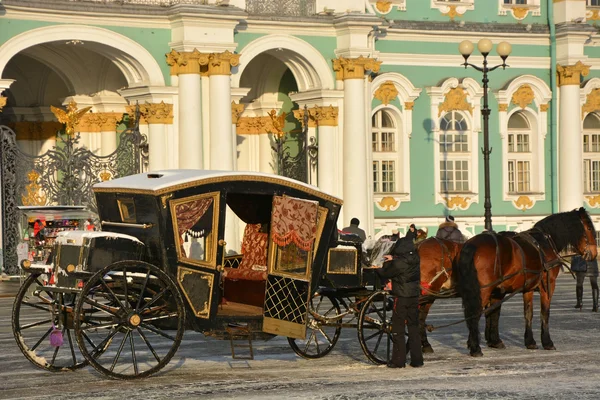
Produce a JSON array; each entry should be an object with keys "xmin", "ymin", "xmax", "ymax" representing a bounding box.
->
[
  {"xmin": 357, "ymin": 290, "xmax": 393, "ymax": 365},
  {"xmin": 287, "ymin": 294, "xmax": 342, "ymax": 359},
  {"xmin": 74, "ymin": 261, "xmax": 185, "ymax": 380},
  {"xmin": 12, "ymin": 273, "xmax": 92, "ymax": 371}
]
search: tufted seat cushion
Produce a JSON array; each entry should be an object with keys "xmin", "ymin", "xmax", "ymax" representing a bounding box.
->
[{"xmin": 223, "ymin": 223, "xmax": 268, "ymax": 282}]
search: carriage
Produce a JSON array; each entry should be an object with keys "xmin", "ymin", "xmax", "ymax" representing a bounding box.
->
[{"xmin": 12, "ymin": 170, "xmax": 395, "ymax": 380}]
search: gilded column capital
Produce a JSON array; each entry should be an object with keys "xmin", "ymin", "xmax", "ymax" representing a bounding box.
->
[
  {"xmin": 293, "ymin": 108, "xmax": 317, "ymax": 128},
  {"xmin": 231, "ymin": 101, "xmax": 245, "ymax": 124},
  {"xmin": 78, "ymin": 112, "xmax": 123, "ymax": 132},
  {"xmin": 404, "ymin": 101, "xmax": 415, "ymax": 110},
  {"xmin": 166, "ymin": 49, "xmax": 205, "ymax": 76},
  {"xmin": 557, "ymin": 61, "xmax": 590, "ymax": 87},
  {"xmin": 332, "ymin": 56, "xmax": 382, "ymax": 80},
  {"xmin": 498, "ymin": 103, "xmax": 508, "ymax": 112},
  {"xmin": 7, "ymin": 121, "xmax": 62, "ymax": 140},
  {"xmin": 139, "ymin": 102, "xmax": 173, "ymax": 124},
  {"xmin": 125, "ymin": 105, "xmax": 148, "ymax": 125},
  {"xmin": 203, "ymin": 51, "xmax": 240, "ymax": 76},
  {"xmin": 236, "ymin": 116, "xmax": 273, "ymax": 135},
  {"xmin": 313, "ymin": 105, "xmax": 339, "ymax": 127},
  {"xmin": 0, "ymin": 96, "xmax": 6, "ymax": 112}
]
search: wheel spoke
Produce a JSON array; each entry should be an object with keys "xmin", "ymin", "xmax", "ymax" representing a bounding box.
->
[
  {"xmin": 30, "ymin": 326, "xmax": 54, "ymax": 351},
  {"xmin": 100, "ymin": 277, "xmax": 127, "ymax": 311},
  {"xmin": 82, "ymin": 296, "xmax": 120, "ymax": 316},
  {"xmin": 139, "ymin": 287, "xmax": 169, "ymax": 313},
  {"xmin": 122, "ymin": 267, "xmax": 129, "ymax": 312},
  {"xmin": 313, "ymin": 332, "xmax": 321, "ymax": 354},
  {"xmin": 130, "ymin": 330, "xmax": 138, "ymax": 376},
  {"xmin": 21, "ymin": 318, "xmax": 53, "ymax": 330},
  {"xmin": 110, "ymin": 331, "xmax": 130, "ymax": 372},
  {"xmin": 136, "ymin": 327, "xmax": 161, "ymax": 363},
  {"xmin": 303, "ymin": 330, "xmax": 316, "ymax": 354},
  {"xmin": 91, "ymin": 329, "xmax": 120, "ymax": 358},
  {"xmin": 142, "ymin": 312, "xmax": 179, "ymax": 322},
  {"xmin": 67, "ymin": 329, "xmax": 77, "ymax": 365},
  {"xmin": 80, "ymin": 321, "xmax": 121, "ymax": 331},
  {"xmin": 139, "ymin": 322, "xmax": 177, "ymax": 341},
  {"xmin": 136, "ymin": 268, "xmax": 151, "ymax": 310},
  {"xmin": 372, "ymin": 331, "xmax": 384, "ymax": 354},
  {"xmin": 21, "ymin": 300, "xmax": 53, "ymax": 312},
  {"xmin": 364, "ymin": 330, "xmax": 382, "ymax": 342},
  {"xmin": 317, "ymin": 327, "xmax": 333, "ymax": 345}
]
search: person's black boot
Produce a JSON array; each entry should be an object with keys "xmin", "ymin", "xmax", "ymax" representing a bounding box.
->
[
  {"xmin": 575, "ymin": 286, "xmax": 583, "ymax": 310},
  {"xmin": 592, "ymin": 288, "xmax": 598, "ymax": 312}
]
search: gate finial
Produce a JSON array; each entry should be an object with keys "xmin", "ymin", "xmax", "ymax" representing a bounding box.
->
[{"xmin": 51, "ymin": 100, "xmax": 91, "ymax": 136}]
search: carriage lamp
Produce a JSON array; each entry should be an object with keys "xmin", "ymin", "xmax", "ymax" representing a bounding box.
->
[{"xmin": 458, "ymin": 39, "xmax": 512, "ymax": 231}]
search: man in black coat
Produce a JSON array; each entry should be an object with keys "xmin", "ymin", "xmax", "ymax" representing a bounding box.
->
[{"xmin": 375, "ymin": 236, "xmax": 424, "ymax": 368}]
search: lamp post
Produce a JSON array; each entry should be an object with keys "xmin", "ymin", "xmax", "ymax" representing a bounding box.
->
[{"xmin": 459, "ymin": 39, "xmax": 511, "ymax": 232}]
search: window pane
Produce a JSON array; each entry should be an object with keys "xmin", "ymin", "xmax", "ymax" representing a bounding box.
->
[
  {"xmin": 381, "ymin": 131, "xmax": 395, "ymax": 152},
  {"xmin": 508, "ymin": 161, "xmax": 515, "ymax": 192},
  {"xmin": 584, "ymin": 113, "xmax": 600, "ymax": 129},
  {"xmin": 381, "ymin": 161, "xmax": 395, "ymax": 192},
  {"xmin": 381, "ymin": 111, "xmax": 394, "ymax": 128},
  {"xmin": 508, "ymin": 112, "xmax": 530, "ymax": 129},
  {"xmin": 275, "ymin": 242, "xmax": 310, "ymax": 276},
  {"xmin": 173, "ymin": 194, "xmax": 217, "ymax": 264},
  {"xmin": 373, "ymin": 161, "xmax": 379, "ymax": 192},
  {"xmin": 372, "ymin": 132, "xmax": 378, "ymax": 152}
]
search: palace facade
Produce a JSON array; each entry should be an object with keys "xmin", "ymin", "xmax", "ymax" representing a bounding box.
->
[{"xmin": 1, "ymin": 0, "xmax": 600, "ymax": 241}]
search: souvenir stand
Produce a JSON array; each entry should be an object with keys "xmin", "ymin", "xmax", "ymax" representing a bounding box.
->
[{"xmin": 18, "ymin": 206, "xmax": 96, "ymax": 266}]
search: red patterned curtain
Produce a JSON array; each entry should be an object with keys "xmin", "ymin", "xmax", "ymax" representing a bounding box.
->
[
  {"xmin": 175, "ymin": 198, "xmax": 213, "ymax": 256},
  {"xmin": 271, "ymin": 196, "xmax": 318, "ymax": 251}
]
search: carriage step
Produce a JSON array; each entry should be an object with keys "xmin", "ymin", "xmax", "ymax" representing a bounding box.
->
[{"xmin": 226, "ymin": 323, "xmax": 254, "ymax": 360}]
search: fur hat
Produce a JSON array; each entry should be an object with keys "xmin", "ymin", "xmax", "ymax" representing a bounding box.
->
[
  {"xmin": 422, "ymin": 227, "xmax": 428, "ymax": 234},
  {"xmin": 445, "ymin": 215, "xmax": 455, "ymax": 223}
]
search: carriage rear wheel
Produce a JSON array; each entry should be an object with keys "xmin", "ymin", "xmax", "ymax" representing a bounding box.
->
[
  {"xmin": 74, "ymin": 261, "xmax": 185, "ymax": 380},
  {"xmin": 357, "ymin": 290, "xmax": 393, "ymax": 365},
  {"xmin": 12, "ymin": 273, "xmax": 92, "ymax": 371},
  {"xmin": 287, "ymin": 294, "xmax": 342, "ymax": 359}
]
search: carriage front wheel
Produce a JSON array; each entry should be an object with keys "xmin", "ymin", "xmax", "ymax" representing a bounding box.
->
[
  {"xmin": 357, "ymin": 290, "xmax": 393, "ymax": 365},
  {"xmin": 287, "ymin": 293, "xmax": 342, "ymax": 359},
  {"xmin": 74, "ymin": 261, "xmax": 185, "ymax": 380}
]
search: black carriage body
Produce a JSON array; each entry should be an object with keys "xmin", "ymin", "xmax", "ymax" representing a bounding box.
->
[
  {"xmin": 93, "ymin": 170, "xmax": 342, "ymax": 337},
  {"xmin": 53, "ymin": 231, "xmax": 145, "ymax": 289}
]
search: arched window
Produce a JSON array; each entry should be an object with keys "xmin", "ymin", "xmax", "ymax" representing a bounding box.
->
[
  {"xmin": 583, "ymin": 113, "xmax": 600, "ymax": 193},
  {"xmin": 507, "ymin": 111, "xmax": 532, "ymax": 193},
  {"xmin": 372, "ymin": 109, "xmax": 398, "ymax": 193},
  {"xmin": 439, "ymin": 111, "xmax": 470, "ymax": 193}
]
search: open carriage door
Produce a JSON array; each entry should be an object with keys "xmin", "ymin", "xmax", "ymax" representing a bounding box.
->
[
  {"xmin": 170, "ymin": 192, "xmax": 223, "ymax": 326},
  {"xmin": 262, "ymin": 196, "xmax": 319, "ymax": 339}
]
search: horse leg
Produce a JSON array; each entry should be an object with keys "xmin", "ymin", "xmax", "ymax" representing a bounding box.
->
[
  {"xmin": 540, "ymin": 271, "xmax": 558, "ymax": 350},
  {"xmin": 486, "ymin": 300, "xmax": 505, "ymax": 349},
  {"xmin": 419, "ymin": 301, "xmax": 434, "ymax": 353},
  {"xmin": 523, "ymin": 291, "xmax": 537, "ymax": 349}
]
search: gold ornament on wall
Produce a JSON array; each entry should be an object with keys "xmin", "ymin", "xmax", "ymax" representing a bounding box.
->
[
  {"xmin": 374, "ymin": 81, "xmax": 399, "ymax": 105},
  {"xmin": 511, "ymin": 84, "xmax": 535, "ymax": 109},
  {"xmin": 375, "ymin": 0, "xmax": 392, "ymax": 13},
  {"xmin": 99, "ymin": 171, "xmax": 113, "ymax": 182},
  {"xmin": 51, "ymin": 101, "xmax": 92, "ymax": 136},
  {"xmin": 540, "ymin": 103, "xmax": 549, "ymax": 112},
  {"xmin": 513, "ymin": 195, "xmax": 534, "ymax": 211},
  {"xmin": 404, "ymin": 101, "xmax": 414, "ymax": 110},
  {"xmin": 498, "ymin": 103, "xmax": 509, "ymax": 112},
  {"xmin": 0, "ymin": 96, "xmax": 6, "ymax": 112},
  {"xmin": 377, "ymin": 196, "xmax": 399, "ymax": 211},
  {"xmin": 511, "ymin": 7, "xmax": 529, "ymax": 20},
  {"xmin": 236, "ymin": 116, "xmax": 273, "ymax": 135},
  {"xmin": 438, "ymin": 87, "xmax": 473, "ymax": 117},
  {"xmin": 231, "ymin": 102, "xmax": 245, "ymax": 124},
  {"xmin": 588, "ymin": 10, "xmax": 600, "ymax": 21},
  {"xmin": 582, "ymin": 88, "xmax": 600, "ymax": 118},
  {"xmin": 21, "ymin": 170, "xmax": 47, "ymax": 206},
  {"xmin": 442, "ymin": 5, "xmax": 463, "ymax": 21},
  {"xmin": 586, "ymin": 195, "xmax": 600, "ymax": 208},
  {"xmin": 444, "ymin": 196, "xmax": 470, "ymax": 210}
]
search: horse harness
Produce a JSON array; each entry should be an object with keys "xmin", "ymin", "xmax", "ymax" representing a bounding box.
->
[{"xmin": 419, "ymin": 237, "xmax": 457, "ymax": 299}]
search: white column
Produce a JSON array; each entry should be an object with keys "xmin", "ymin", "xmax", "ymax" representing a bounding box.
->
[
  {"xmin": 259, "ymin": 133, "xmax": 273, "ymax": 173},
  {"xmin": 178, "ymin": 73, "xmax": 203, "ymax": 169},
  {"xmin": 318, "ymin": 125, "xmax": 336, "ymax": 194},
  {"xmin": 342, "ymin": 78, "xmax": 369, "ymax": 227},
  {"xmin": 209, "ymin": 75, "xmax": 233, "ymax": 170},
  {"xmin": 557, "ymin": 62, "xmax": 589, "ymax": 211},
  {"xmin": 148, "ymin": 123, "xmax": 167, "ymax": 171}
]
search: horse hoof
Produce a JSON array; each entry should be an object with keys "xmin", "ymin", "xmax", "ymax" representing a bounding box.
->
[
  {"xmin": 422, "ymin": 345, "xmax": 434, "ymax": 354},
  {"xmin": 526, "ymin": 344, "xmax": 538, "ymax": 350},
  {"xmin": 470, "ymin": 350, "xmax": 483, "ymax": 357},
  {"xmin": 488, "ymin": 341, "xmax": 505, "ymax": 349},
  {"xmin": 544, "ymin": 345, "xmax": 556, "ymax": 351}
]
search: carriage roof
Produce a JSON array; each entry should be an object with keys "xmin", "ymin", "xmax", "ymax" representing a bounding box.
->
[{"xmin": 93, "ymin": 169, "xmax": 342, "ymax": 205}]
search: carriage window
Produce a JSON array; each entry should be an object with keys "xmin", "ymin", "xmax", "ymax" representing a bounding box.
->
[
  {"xmin": 170, "ymin": 192, "xmax": 219, "ymax": 266},
  {"xmin": 117, "ymin": 199, "xmax": 136, "ymax": 223}
]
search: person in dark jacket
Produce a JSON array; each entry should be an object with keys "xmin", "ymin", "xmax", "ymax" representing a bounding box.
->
[
  {"xmin": 435, "ymin": 215, "xmax": 464, "ymax": 243},
  {"xmin": 375, "ymin": 236, "xmax": 424, "ymax": 368},
  {"xmin": 571, "ymin": 255, "xmax": 599, "ymax": 312},
  {"xmin": 342, "ymin": 217, "xmax": 367, "ymax": 242},
  {"xmin": 405, "ymin": 223, "xmax": 417, "ymax": 242}
]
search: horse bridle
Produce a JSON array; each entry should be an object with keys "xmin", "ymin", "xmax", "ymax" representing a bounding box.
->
[{"xmin": 578, "ymin": 214, "xmax": 595, "ymax": 261}]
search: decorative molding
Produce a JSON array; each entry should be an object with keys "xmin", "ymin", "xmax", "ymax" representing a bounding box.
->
[
  {"xmin": 585, "ymin": 195, "xmax": 600, "ymax": 208},
  {"xmin": 404, "ymin": 101, "xmax": 414, "ymax": 110},
  {"xmin": 332, "ymin": 56, "xmax": 382, "ymax": 80},
  {"xmin": 138, "ymin": 101, "xmax": 173, "ymax": 124},
  {"xmin": 125, "ymin": 105, "xmax": 147, "ymax": 125},
  {"xmin": 231, "ymin": 101, "xmax": 245, "ymax": 124},
  {"xmin": 374, "ymin": 81, "xmax": 399, "ymax": 105},
  {"xmin": 376, "ymin": 196, "xmax": 400, "ymax": 212},
  {"xmin": 582, "ymin": 88, "xmax": 600, "ymax": 119},
  {"xmin": 540, "ymin": 103, "xmax": 549, "ymax": 112},
  {"xmin": 375, "ymin": 0, "xmax": 392, "ymax": 13},
  {"xmin": 438, "ymin": 87, "xmax": 473, "ymax": 116},
  {"xmin": 205, "ymin": 50, "xmax": 241, "ymax": 76},
  {"xmin": 78, "ymin": 112, "xmax": 124, "ymax": 132},
  {"xmin": 513, "ymin": 195, "xmax": 535, "ymax": 211},
  {"xmin": 0, "ymin": 96, "xmax": 6, "ymax": 112},
  {"xmin": 442, "ymin": 5, "xmax": 464, "ymax": 20},
  {"xmin": 431, "ymin": 1, "xmax": 474, "ymax": 20},
  {"xmin": 236, "ymin": 116, "xmax": 275, "ymax": 135},
  {"xmin": 444, "ymin": 196, "xmax": 474, "ymax": 211},
  {"xmin": 499, "ymin": 103, "xmax": 509, "ymax": 112},
  {"xmin": 557, "ymin": 61, "xmax": 590, "ymax": 87},
  {"xmin": 293, "ymin": 108, "xmax": 317, "ymax": 128},
  {"xmin": 5, "ymin": 121, "xmax": 62, "ymax": 141},
  {"xmin": 498, "ymin": 0, "xmax": 541, "ymax": 19},
  {"xmin": 587, "ymin": 9, "xmax": 600, "ymax": 21},
  {"xmin": 512, "ymin": 84, "xmax": 535, "ymax": 109}
]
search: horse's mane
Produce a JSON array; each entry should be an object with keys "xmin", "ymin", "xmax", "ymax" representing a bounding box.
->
[{"xmin": 532, "ymin": 207, "xmax": 594, "ymax": 252}]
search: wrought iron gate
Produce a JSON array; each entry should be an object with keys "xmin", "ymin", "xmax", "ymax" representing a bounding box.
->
[{"xmin": 0, "ymin": 115, "xmax": 148, "ymax": 275}]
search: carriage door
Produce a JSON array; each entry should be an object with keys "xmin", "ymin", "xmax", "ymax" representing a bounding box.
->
[
  {"xmin": 170, "ymin": 191, "xmax": 223, "ymax": 325},
  {"xmin": 262, "ymin": 196, "xmax": 319, "ymax": 339}
]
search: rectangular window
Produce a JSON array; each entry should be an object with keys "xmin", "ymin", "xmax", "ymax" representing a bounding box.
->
[
  {"xmin": 440, "ymin": 160, "xmax": 469, "ymax": 192},
  {"xmin": 381, "ymin": 131, "xmax": 395, "ymax": 152},
  {"xmin": 372, "ymin": 132, "xmax": 377, "ymax": 152},
  {"xmin": 373, "ymin": 160, "xmax": 395, "ymax": 193},
  {"xmin": 584, "ymin": 159, "xmax": 600, "ymax": 192},
  {"xmin": 504, "ymin": 0, "xmax": 527, "ymax": 4},
  {"xmin": 439, "ymin": 132, "xmax": 468, "ymax": 153},
  {"xmin": 373, "ymin": 161, "xmax": 378, "ymax": 193},
  {"xmin": 508, "ymin": 160, "xmax": 530, "ymax": 192},
  {"xmin": 508, "ymin": 133, "xmax": 530, "ymax": 153},
  {"xmin": 589, "ymin": 0, "xmax": 600, "ymax": 7}
]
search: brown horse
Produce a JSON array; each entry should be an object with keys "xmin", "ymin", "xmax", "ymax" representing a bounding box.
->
[
  {"xmin": 416, "ymin": 237, "xmax": 463, "ymax": 353},
  {"xmin": 457, "ymin": 207, "xmax": 597, "ymax": 357}
]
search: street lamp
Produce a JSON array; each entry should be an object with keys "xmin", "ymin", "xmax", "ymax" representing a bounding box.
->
[{"xmin": 459, "ymin": 39, "xmax": 511, "ymax": 231}]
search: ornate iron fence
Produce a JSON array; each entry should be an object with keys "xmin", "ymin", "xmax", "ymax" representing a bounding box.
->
[
  {"xmin": 0, "ymin": 116, "xmax": 148, "ymax": 275},
  {"xmin": 246, "ymin": 0, "xmax": 316, "ymax": 16},
  {"xmin": 66, "ymin": 0, "xmax": 209, "ymax": 5}
]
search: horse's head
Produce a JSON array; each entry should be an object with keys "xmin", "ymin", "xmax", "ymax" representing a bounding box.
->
[{"xmin": 575, "ymin": 207, "xmax": 597, "ymax": 261}]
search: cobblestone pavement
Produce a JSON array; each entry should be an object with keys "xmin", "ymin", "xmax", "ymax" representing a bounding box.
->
[{"xmin": 1, "ymin": 273, "xmax": 599, "ymax": 399}]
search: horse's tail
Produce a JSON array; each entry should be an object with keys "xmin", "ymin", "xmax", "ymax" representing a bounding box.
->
[{"xmin": 456, "ymin": 241, "xmax": 482, "ymax": 347}]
